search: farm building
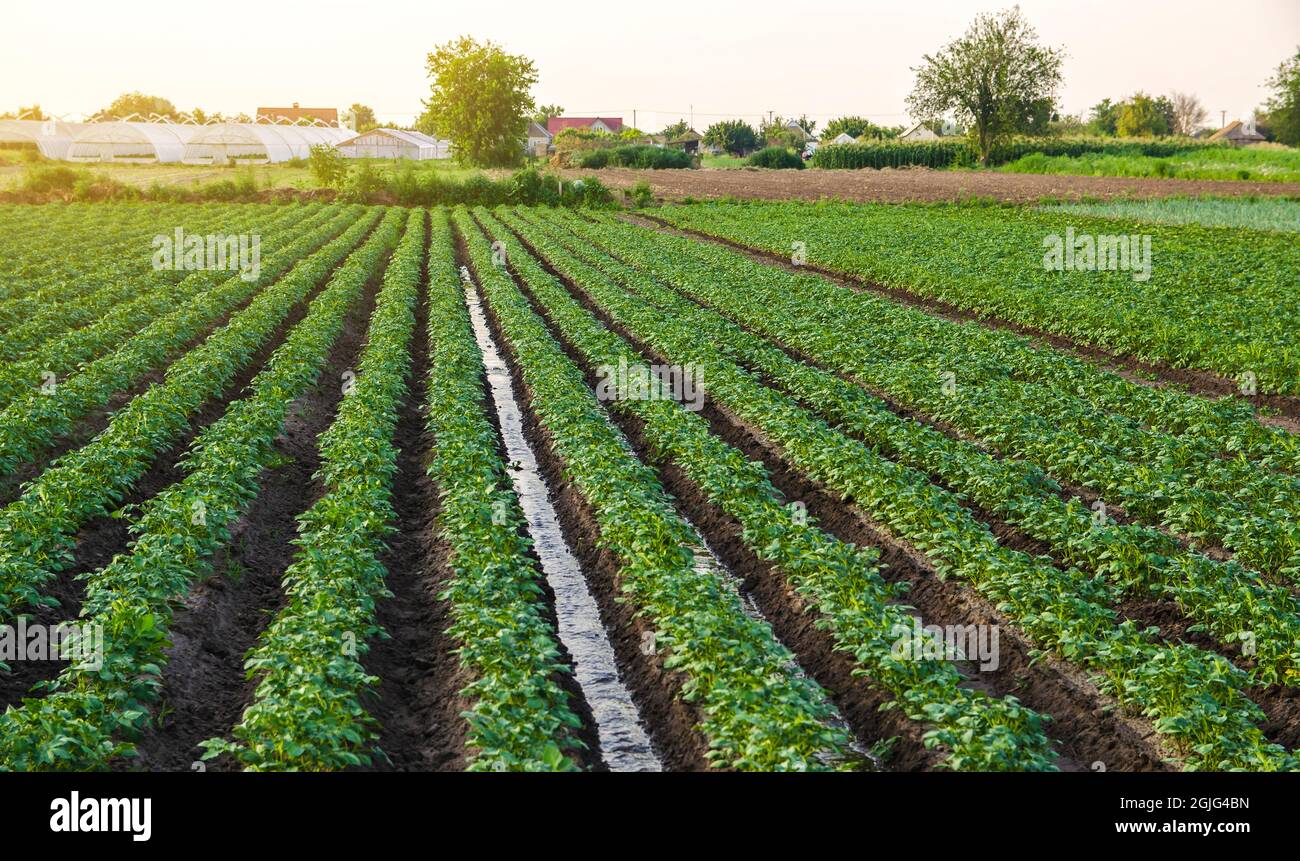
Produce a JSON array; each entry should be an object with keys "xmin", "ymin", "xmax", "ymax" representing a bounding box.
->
[
  {"xmin": 1208, "ymin": 119, "xmax": 1267, "ymax": 146},
  {"xmin": 256, "ymin": 103, "xmax": 339, "ymax": 125},
  {"xmin": 336, "ymin": 128, "xmax": 450, "ymax": 160},
  {"xmin": 830, "ymin": 131, "xmax": 857, "ymax": 145},
  {"xmin": 547, "ymin": 116, "xmax": 624, "ymax": 135},
  {"xmin": 900, "ymin": 122, "xmax": 940, "ymax": 140},
  {"xmin": 667, "ymin": 129, "xmax": 703, "ymax": 154},
  {"xmin": 0, "ymin": 118, "xmax": 85, "ymax": 160},
  {"xmin": 782, "ymin": 121, "xmax": 816, "ymax": 142},
  {"xmin": 65, "ymin": 121, "xmax": 198, "ymax": 163},
  {"xmin": 181, "ymin": 123, "xmax": 353, "ymax": 164},
  {"xmin": 525, "ymin": 121, "xmax": 552, "ymax": 157}
]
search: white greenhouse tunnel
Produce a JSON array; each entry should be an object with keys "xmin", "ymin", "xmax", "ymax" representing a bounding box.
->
[
  {"xmin": 66, "ymin": 122, "xmax": 199, "ymax": 163},
  {"xmin": 0, "ymin": 119, "xmax": 87, "ymax": 160},
  {"xmin": 335, "ymin": 128, "xmax": 451, "ymax": 160},
  {"xmin": 182, "ymin": 123, "xmax": 354, "ymax": 164},
  {"xmin": 8, "ymin": 118, "xmax": 456, "ymax": 165}
]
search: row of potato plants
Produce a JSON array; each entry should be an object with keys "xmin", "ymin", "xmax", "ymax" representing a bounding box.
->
[
  {"xmin": 646, "ymin": 205, "xmax": 1297, "ymax": 479},
  {"xmin": 0, "ymin": 206, "xmax": 317, "ymax": 408},
  {"xmin": 0, "ymin": 208, "xmax": 406, "ymax": 770},
  {"xmin": 0, "ymin": 202, "xmax": 249, "ymax": 323},
  {"xmin": 202, "ymin": 210, "xmax": 425, "ymax": 770},
  {"xmin": 426, "ymin": 211, "xmax": 586, "ymax": 771},
  {"xmin": 655, "ymin": 201, "xmax": 1300, "ymax": 396},
  {"xmin": 0, "ymin": 203, "xmax": 198, "ymax": 310},
  {"xmin": 477, "ymin": 208, "xmax": 1060, "ymax": 771},
  {"xmin": 630, "ymin": 206, "xmax": 1294, "ymax": 472},
  {"xmin": 524, "ymin": 209, "xmax": 1300, "ymax": 688},
  {"xmin": 642, "ymin": 204, "xmax": 1300, "ymax": 500},
  {"xmin": 0, "ymin": 206, "xmax": 362, "ymax": 477},
  {"xmin": 510, "ymin": 207, "xmax": 1296, "ymax": 771},
  {"xmin": 454, "ymin": 208, "xmax": 861, "ymax": 771},
  {"xmin": 0, "ymin": 205, "xmax": 307, "ymax": 365},
  {"xmin": 0, "ymin": 206, "xmax": 374, "ymax": 624},
  {"xmin": 595, "ymin": 212, "xmax": 1300, "ymax": 582}
]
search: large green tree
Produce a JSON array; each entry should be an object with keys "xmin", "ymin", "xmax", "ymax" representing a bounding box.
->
[
  {"xmin": 0, "ymin": 105, "xmax": 45, "ymax": 120},
  {"xmin": 703, "ymin": 119, "xmax": 759, "ymax": 155},
  {"xmin": 1087, "ymin": 98, "xmax": 1121, "ymax": 135},
  {"xmin": 417, "ymin": 36, "xmax": 537, "ymax": 166},
  {"xmin": 531, "ymin": 104, "xmax": 564, "ymax": 125},
  {"xmin": 822, "ymin": 116, "xmax": 899, "ymax": 141},
  {"xmin": 98, "ymin": 92, "xmax": 178, "ymax": 120},
  {"xmin": 1261, "ymin": 47, "xmax": 1300, "ymax": 146},
  {"xmin": 759, "ymin": 115, "xmax": 802, "ymax": 148},
  {"xmin": 660, "ymin": 119, "xmax": 690, "ymax": 138},
  {"xmin": 1116, "ymin": 92, "xmax": 1170, "ymax": 136},
  {"xmin": 907, "ymin": 6, "xmax": 1064, "ymax": 164},
  {"xmin": 346, "ymin": 103, "xmax": 378, "ymax": 133}
]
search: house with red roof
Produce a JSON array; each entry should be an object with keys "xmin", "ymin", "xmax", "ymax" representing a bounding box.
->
[
  {"xmin": 256, "ymin": 103, "xmax": 339, "ymax": 125},
  {"xmin": 546, "ymin": 116, "xmax": 624, "ymax": 135}
]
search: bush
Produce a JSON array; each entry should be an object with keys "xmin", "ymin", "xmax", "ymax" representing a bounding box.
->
[
  {"xmin": 576, "ymin": 144, "xmax": 693, "ymax": 169},
  {"xmin": 626, "ymin": 180, "xmax": 654, "ymax": 207},
  {"xmin": 577, "ymin": 149, "xmax": 611, "ymax": 169},
  {"xmin": 201, "ymin": 168, "xmax": 261, "ymax": 201},
  {"xmin": 812, "ymin": 140, "xmax": 974, "ymax": 169},
  {"xmin": 811, "ymin": 135, "xmax": 1230, "ymax": 170},
  {"xmin": 20, "ymin": 165, "xmax": 81, "ymax": 193},
  {"xmin": 747, "ymin": 147, "xmax": 805, "ymax": 169},
  {"xmin": 7, "ymin": 160, "xmax": 615, "ymax": 208},
  {"xmin": 340, "ymin": 160, "xmax": 386, "ymax": 202},
  {"xmin": 307, "ymin": 144, "xmax": 350, "ymax": 188}
]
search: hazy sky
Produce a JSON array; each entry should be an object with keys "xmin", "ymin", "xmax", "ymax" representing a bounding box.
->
[{"xmin": 5, "ymin": 0, "xmax": 1297, "ymax": 130}]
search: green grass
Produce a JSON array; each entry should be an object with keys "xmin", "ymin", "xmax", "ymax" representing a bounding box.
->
[
  {"xmin": 1039, "ymin": 196, "xmax": 1300, "ymax": 232},
  {"xmin": 701, "ymin": 154, "xmax": 748, "ymax": 169},
  {"xmin": 1000, "ymin": 145, "xmax": 1300, "ymax": 183}
]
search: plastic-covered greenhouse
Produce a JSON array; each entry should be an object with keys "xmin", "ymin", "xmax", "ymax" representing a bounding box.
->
[
  {"xmin": 335, "ymin": 128, "xmax": 451, "ymax": 160},
  {"xmin": 0, "ymin": 119, "xmax": 86, "ymax": 160},
  {"xmin": 182, "ymin": 123, "xmax": 353, "ymax": 164},
  {"xmin": 66, "ymin": 122, "xmax": 198, "ymax": 163}
]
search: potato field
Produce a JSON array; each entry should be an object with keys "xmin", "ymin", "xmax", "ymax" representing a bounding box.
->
[{"xmin": 0, "ymin": 199, "xmax": 1296, "ymax": 773}]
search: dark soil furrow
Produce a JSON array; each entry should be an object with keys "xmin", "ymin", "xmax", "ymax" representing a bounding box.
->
[
  {"xmin": 358, "ymin": 222, "xmax": 469, "ymax": 772},
  {"xmin": 458, "ymin": 227, "xmax": 715, "ymax": 771},
  {"xmin": 0, "ymin": 232, "xmax": 361, "ymax": 713},
  {"xmin": 126, "ymin": 243, "xmax": 389, "ymax": 771}
]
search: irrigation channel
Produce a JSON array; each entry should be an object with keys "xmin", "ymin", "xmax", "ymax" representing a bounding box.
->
[{"xmin": 462, "ymin": 278, "xmax": 661, "ymax": 772}]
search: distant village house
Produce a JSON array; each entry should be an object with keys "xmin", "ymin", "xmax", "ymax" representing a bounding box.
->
[
  {"xmin": 546, "ymin": 116, "xmax": 624, "ymax": 135},
  {"xmin": 667, "ymin": 128, "xmax": 703, "ymax": 154},
  {"xmin": 526, "ymin": 121, "xmax": 552, "ymax": 157},
  {"xmin": 256, "ymin": 103, "xmax": 339, "ymax": 126},
  {"xmin": 1208, "ymin": 119, "xmax": 1267, "ymax": 147}
]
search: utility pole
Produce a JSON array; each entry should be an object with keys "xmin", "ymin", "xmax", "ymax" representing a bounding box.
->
[
  {"xmin": 1221, "ymin": 110, "xmax": 1226, "ymax": 129},
  {"xmin": 690, "ymin": 104, "xmax": 693, "ymax": 130},
  {"xmin": 633, "ymin": 109, "xmax": 637, "ymax": 130}
]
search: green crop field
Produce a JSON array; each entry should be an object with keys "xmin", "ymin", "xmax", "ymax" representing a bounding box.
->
[
  {"xmin": 999, "ymin": 144, "xmax": 1300, "ymax": 183},
  {"xmin": 0, "ymin": 198, "xmax": 1295, "ymax": 775},
  {"xmin": 1040, "ymin": 196, "xmax": 1300, "ymax": 232}
]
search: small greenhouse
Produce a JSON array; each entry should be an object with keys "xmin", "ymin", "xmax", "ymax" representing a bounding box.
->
[
  {"xmin": 66, "ymin": 122, "xmax": 198, "ymax": 163},
  {"xmin": 335, "ymin": 128, "xmax": 451, "ymax": 160},
  {"xmin": 0, "ymin": 119, "xmax": 86, "ymax": 160},
  {"xmin": 181, "ymin": 123, "xmax": 353, "ymax": 165}
]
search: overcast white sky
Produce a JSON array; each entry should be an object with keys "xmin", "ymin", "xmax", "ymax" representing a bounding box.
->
[{"xmin": 4, "ymin": 0, "xmax": 1297, "ymax": 130}]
